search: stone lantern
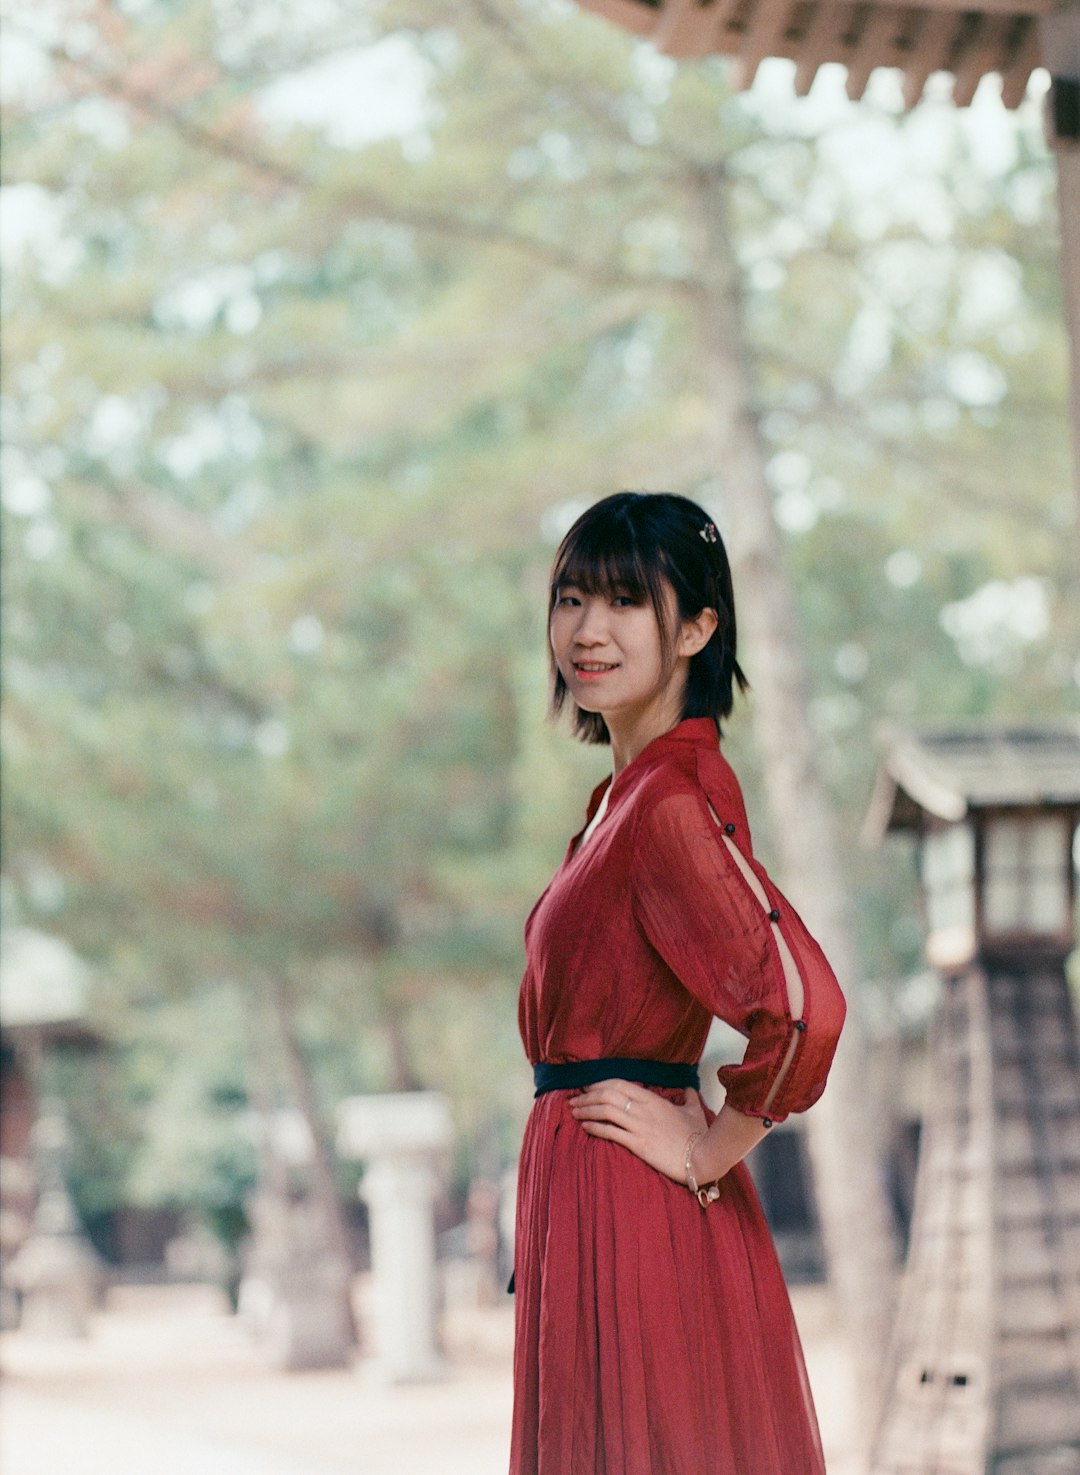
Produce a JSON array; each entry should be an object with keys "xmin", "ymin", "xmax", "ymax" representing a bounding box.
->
[
  {"xmin": 871, "ymin": 726, "xmax": 1080, "ymax": 971},
  {"xmin": 0, "ymin": 927, "xmax": 104, "ymax": 1336},
  {"xmin": 864, "ymin": 721, "xmax": 1080, "ymax": 1475}
]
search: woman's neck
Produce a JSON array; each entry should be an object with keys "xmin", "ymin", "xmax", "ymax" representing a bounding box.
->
[{"xmin": 606, "ymin": 691, "xmax": 686, "ymax": 777}]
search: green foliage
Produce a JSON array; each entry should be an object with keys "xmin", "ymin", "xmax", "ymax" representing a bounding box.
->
[{"xmin": 2, "ymin": 0, "xmax": 1074, "ymax": 1220}]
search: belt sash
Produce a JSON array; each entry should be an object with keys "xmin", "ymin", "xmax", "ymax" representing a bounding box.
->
[{"xmin": 532, "ymin": 1056, "xmax": 700, "ymax": 1097}]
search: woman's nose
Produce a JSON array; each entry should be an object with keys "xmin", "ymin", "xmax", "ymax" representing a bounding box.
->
[{"xmin": 573, "ymin": 599, "xmax": 609, "ymax": 645}]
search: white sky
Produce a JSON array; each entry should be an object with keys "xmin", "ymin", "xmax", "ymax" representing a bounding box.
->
[{"xmin": 257, "ymin": 35, "xmax": 435, "ymax": 148}]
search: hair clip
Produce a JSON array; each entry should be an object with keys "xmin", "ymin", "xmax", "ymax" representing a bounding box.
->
[{"xmin": 699, "ymin": 521, "xmax": 718, "ymax": 544}]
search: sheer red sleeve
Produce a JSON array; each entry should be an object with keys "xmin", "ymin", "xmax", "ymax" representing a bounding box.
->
[{"xmin": 630, "ymin": 781, "xmax": 846, "ymax": 1124}]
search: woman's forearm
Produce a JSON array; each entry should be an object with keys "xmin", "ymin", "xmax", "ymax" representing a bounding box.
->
[{"xmin": 689, "ymin": 1102, "xmax": 771, "ymax": 1185}]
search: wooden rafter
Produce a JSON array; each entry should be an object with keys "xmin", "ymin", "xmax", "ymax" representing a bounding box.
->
[
  {"xmin": 845, "ymin": 6, "xmax": 909, "ymax": 97},
  {"xmin": 999, "ymin": 19, "xmax": 1041, "ymax": 104},
  {"xmin": 578, "ymin": 0, "xmax": 1071, "ymax": 108},
  {"xmin": 730, "ymin": 0, "xmax": 800, "ymax": 86},
  {"xmin": 793, "ymin": 1, "xmax": 858, "ymax": 92}
]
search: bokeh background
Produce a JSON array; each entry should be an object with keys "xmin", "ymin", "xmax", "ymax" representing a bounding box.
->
[{"xmin": 1, "ymin": 1, "xmax": 1077, "ymax": 1471}]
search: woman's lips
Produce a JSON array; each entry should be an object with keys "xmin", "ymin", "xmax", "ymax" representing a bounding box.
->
[{"xmin": 572, "ymin": 661, "xmax": 619, "ymax": 681}]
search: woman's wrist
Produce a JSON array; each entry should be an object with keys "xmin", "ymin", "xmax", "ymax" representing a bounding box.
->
[
  {"xmin": 685, "ymin": 1127, "xmax": 723, "ymax": 1206},
  {"xmin": 684, "ymin": 1129, "xmax": 706, "ymax": 1194},
  {"xmin": 688, "ymin": 1103, "xmax": 771, "ymax": 1187}
]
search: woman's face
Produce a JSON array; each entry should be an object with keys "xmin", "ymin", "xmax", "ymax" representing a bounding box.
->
[{"xmin": 550, "ymin": 578, "xmax": 683, "ymax": 723}]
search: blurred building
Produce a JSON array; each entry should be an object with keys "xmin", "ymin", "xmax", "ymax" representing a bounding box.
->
[{"xmin": 865, "ymin": 721, "xmax": 1080, "ymax": 1475}]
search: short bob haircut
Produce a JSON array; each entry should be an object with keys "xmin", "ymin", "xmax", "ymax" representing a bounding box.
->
[{"xmin": 548, "ymin": 491, "xmax": 749, "ymax": 745}]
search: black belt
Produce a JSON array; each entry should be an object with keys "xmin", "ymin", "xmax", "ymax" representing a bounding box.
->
[{"xmin": 532, "ymin": 1057, "xmax": 700, "ymax": 1097}]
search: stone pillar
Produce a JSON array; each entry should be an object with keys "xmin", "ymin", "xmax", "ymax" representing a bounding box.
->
[{"xmin": 337, "ymin": 1092, "xmax": 453, "ymax": 1383}]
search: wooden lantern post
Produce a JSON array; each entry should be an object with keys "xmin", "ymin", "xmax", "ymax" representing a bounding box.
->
[{"xmin": 865, "ymin": 722, "xmax": 1080, "ymax": 1474}]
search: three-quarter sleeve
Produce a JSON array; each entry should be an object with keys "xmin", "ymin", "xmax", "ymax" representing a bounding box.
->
[{"xmin": 630, "ymin": 783, "xmax": 846, "ymax": 1124}]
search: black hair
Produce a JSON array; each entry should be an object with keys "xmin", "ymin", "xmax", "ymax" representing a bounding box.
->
[{"xmin": 547, "ymin": 491, "xmax": 749, "ymax": 745}]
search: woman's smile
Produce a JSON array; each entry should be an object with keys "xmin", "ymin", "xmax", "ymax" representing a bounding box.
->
[{"xmin": 572, "ymin": 659, "xmax": 621, "ymax": 680}]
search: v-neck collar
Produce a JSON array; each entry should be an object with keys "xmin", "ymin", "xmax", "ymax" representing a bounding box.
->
[{"xmin": 566, "ymin": 717, "xmax": 721, "ymax": 862}]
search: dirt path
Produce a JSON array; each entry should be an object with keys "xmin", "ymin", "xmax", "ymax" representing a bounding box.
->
[{"xmin": 0, "ymin": 1281, "xmax": 859, "ymax": 1474}]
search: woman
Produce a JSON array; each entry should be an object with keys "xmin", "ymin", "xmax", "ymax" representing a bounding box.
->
[{"xmin": 509, "ymin": 491, "xmax": 846, "ymax": 1475}]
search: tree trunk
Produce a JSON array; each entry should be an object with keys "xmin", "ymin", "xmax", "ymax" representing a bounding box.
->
[
  {"xmin": 267, "ymin": 977, "xmax": 357, "ymax": 1344},
  {"xmin": 694, "ymin": 167, "xmax": 898, "ymax": 1455},
  {"xmin": 385, "ymin": 1009, "xmax": 420, "ymax": 1093}
]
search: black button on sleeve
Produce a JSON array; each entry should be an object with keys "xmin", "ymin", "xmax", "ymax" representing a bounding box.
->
[{"xmin": 761, "ymin": 1117, "xmax": 773, "ymax": 1129}]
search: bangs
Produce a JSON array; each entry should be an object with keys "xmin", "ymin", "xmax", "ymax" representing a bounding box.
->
[{"xmin": 549, "ymin": 521, "xmax": 667, "ymax": 610}]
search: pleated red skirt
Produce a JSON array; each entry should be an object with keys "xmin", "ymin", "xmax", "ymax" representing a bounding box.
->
[{"xmin": 509, "ymin": 1089, "xmax": 826, "ymax": 1475}]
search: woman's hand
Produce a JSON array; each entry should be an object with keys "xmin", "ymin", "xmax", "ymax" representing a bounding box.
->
[{"xmin": 568, "ymin": 1080, "xmax": 710, "ymax": 1185}]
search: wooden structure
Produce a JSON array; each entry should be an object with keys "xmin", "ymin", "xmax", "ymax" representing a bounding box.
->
[
  {"xmin": 574, "ymin": 0, "xmax": 1080, "ymax": 559},
  {"xmin": 577, "ymin": 0, "xmax": 1077, "ymax": 104},
  {"xmin": 865, "ymin": 722, "xmax": 1080, "ymax": 1475}
]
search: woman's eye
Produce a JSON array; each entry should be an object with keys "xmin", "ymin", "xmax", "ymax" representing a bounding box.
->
[
  {"xmin": 556, "ymin": 594, "xmax": 580, "ymax": 606},
  {"xmin": 612, "ymin": 595, "xmax": 637, "ymax": 607}
]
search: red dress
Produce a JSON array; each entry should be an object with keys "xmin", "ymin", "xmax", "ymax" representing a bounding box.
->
[{"xmin": 510, "ymin": 717, "xmax": 847, "ymax": 1475}]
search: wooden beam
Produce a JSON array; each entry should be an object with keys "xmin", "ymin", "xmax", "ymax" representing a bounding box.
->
[
  {"xmin": 999, "ymin": 17, "xmax": 1041, "ymax": 106},
  {"xmin": 729, "ymin": 0, "xmax": 800, "ymax": 88},
  {"xmin": 653, "ymin": 0, "xmax": 718, "ymax": 56},
  {"xmin": 901, "ymin": 7, "xmax": 966, "ymax": 105},
  {"xmin": 703, "ymin": 0, "xmax": 752, "ymax": 52},
  {"xmin": 952, "ymin": 12, "xmax": 1014, "ymax": 104},
  {"xmin": 793, "ymin": 0, "xmax": 856, "ymax": 94},
  {"xmin": 846, "ymin": 5, "xmax": 909, "ymax": 97}
]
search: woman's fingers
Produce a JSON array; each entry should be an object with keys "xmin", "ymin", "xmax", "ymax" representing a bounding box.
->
[
  {"xmin": 569, "ymin": 1090, "xmax": 648, "ymax": 1130},
  {"xmin": 569, "ymin": 1091, "xmax": 640, "ymax": 1124},
  {"xmin": 577, "ymin": 1119, "xmax": 631, "ymax": 1142},
  {"xmin": 568, "ymin": 1100, "xmax": 619, "ymax": 1119},
  {"xmin": 568, "ymin": 1079, "xmax": 643, "ymax": 1109}
]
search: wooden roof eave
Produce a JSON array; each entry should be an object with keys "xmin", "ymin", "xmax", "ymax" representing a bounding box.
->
[
  {"xmin": 577, "ymin": 0, "xmax": 1056, "ymax": 109},
  {"xmin": 863, "ymin": 719, "xmax": 1080, "ymax": 845},
  {"xmin": 862, "ymin": 742, "xmax": 969, "ymax": 846}
]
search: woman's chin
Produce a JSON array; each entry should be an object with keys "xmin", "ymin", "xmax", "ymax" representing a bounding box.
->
[{"xmin": 569, "ymin": 684, "xmax": 619, "ymax": 716}]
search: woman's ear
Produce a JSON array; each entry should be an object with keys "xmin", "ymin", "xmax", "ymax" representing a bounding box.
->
[{"xmin": 679, "ymin": 607, "xmax": 719, "ymax": 658}]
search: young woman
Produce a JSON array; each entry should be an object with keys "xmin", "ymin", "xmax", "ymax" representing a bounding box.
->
[{"xmin": 509, "ymin": 491, "xmax": 847, "ymax": 1475}]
